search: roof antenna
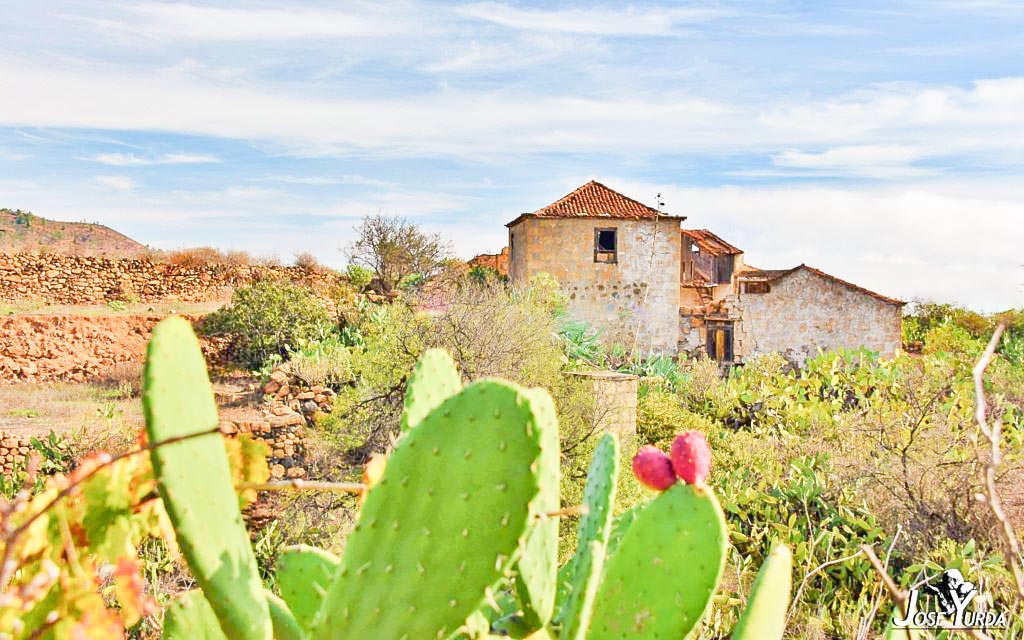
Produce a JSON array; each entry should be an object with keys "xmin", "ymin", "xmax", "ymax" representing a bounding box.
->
[{"xmin": 655, "ymin": 192, "xmax": 665, "ymax": 213}]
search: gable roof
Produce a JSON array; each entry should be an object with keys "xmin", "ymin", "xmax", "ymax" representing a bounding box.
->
[
  {"xmin": 739, "ymin": 264, "xmax": 904, "ymax": 306},
  {"xmin": 506, "ymin": 180, "xmax": 685, "ymax": 227},
  {"xmin": 682, "ymin": 229, "xmax": 742, "ymax": 256}
]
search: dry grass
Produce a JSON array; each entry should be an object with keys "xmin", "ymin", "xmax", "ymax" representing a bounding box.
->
[
  {"xmin": 0, "ymin": 380, "xmax": 144, "ymax": 454},
  {"xmin": 0, "ymin": 300, "xmax": 227, "ymax": 317}
]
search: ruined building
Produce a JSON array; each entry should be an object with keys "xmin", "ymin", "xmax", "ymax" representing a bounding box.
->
[{"xmin": 499, "ymin": 180, "xmax": 903, "ymax": 364}]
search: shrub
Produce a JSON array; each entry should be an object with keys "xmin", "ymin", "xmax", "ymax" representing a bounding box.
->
[
  {"xmin": 344, "ymin": 264, "xmax": 374, "ymax": 290},
  {"xmin": 287, "ymin": 336, "xmax": 355, "ymax": 388},
  {"xmin": 293, "ymin": 251, "xmax": 323, "ymax": 273},
  {"xmin": 200, "ymin": 281, "xmax": 333, "ymax": 368}
]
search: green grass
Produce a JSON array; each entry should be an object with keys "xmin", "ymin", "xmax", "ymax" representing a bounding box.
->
[
  {"xmin": 0, "ymin": 300, "xmax": 226, "ymax": 317},
  {"xmin": 6, "ymin": 408, "xmax": 41, "ymax": 418}
]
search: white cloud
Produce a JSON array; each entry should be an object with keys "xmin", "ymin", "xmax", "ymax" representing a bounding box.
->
[
  {"xmin": 94, "ymin": 175, "xmax": 137, "ymax": 190},
  {"xmin": 2, "ymin": 55, "xmax": 1021, "ymax": 163},
  {"xmin": 605, "ymin": 177, "xmax": 1022, "ymax": 311},
  {"xmin": 770, "ymin": 144, "xmax": 936, "ymax": 178},
  {"xmin": 87, "ymin": 152, "xmax": 220, "ymax": 166},
  {"xmin": 76, "ymin": 2, "xmax": 418, "ymax": 42},
  {"xmin": 265, "ymin": 174, "xmax": 393, "ymax": 187},
  {"xmin": 455, "ymin": 3, "xmax": 731, "ymax": 35}
]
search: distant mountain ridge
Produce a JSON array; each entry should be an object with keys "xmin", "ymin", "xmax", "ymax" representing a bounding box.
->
[{"xmin": 0, "ymin": 209, "xmax": 147, "ymax": 257}]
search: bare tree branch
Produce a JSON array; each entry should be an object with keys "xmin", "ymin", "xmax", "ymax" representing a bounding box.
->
[{"xmin": 972, "ymin": 324, "xmax": 1024, "ymax": 600}]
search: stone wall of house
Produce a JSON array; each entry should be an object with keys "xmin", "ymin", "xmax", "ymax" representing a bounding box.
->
[
  {"xmin": 508, "ymin": 218, "xmax": 681, "ymax": 354},
  {"xmin": 736, "ymin": 269, "xmax": 902, "ymax": 364},
  {"xmin": 0, "ymin": 252, "xmax": 338, "ymax": 305}
]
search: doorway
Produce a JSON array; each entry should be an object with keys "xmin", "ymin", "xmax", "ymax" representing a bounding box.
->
[{"xmin": 706, "ymin": 321, "xmax": 734, "ymax": 363}]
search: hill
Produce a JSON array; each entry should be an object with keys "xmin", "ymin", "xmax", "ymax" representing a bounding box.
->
[{"xmin": 0, "ymin": 208, "xmax": 147, "ymax": 257}]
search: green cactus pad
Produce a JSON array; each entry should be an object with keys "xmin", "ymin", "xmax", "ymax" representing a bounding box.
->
[
  {"xmin": 605, "ymin": 505, "xmax": 641, "ymax": 558},
  {"xmin": 163, "ymin": 590, "xmax": 227, "ymax": 640},
  {"xmin": 400, "ymin": 348, "xmax": 462, "ymax": 433},
  {"xmin": 514, "ymin": 388, "xmax": 561, "ymax": 629},
  {"xmin": 587, "ymin": 483, "xmax": 728, "ymax": 640},
  {"xmin": 311, "ymin": 380, "xmax": 545, "ymax": 640},
  {"xmin": 266, "ymin": 591, "xmax": 305, "ymax": 640},
  {"xmin": 143, "ymin": 317, "xmax": 271, "ymax": 640},
  {"xmin": 558, "ymin": 433, "xmax": 618, "ymax": 636},
  {"xmin": 560, "ymin": 541, "xmax": 606, "ymax": 640},
  {"xmin": 731, "ymin": 543, "xmax": 792, "ymax": 640},
  {"xmin": 276, "ymin": 545, "xmax": 341, "ymax": 633}
]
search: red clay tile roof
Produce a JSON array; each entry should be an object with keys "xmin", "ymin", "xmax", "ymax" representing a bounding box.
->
[
  {"xmin": 739, "ymin": 264, "xmax": 904, "ymax": 306},
  {"xmin": 682, "ymin": 229, "xmax": 742, "ymax": 256},
  {"xmin": 506, "ymin": 180, "xmax": 684, "ymax": 226}
]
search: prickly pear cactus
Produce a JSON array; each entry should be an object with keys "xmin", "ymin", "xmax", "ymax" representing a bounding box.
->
[
  {"xmin": 162, "ymin": 590, "xmax": 226, "ymax": 640},
  {"xmin": 731, "ymin": 543, "xmax": 792, "ymax": 640},
  {"xmin": 266, "ymin": 591, "xmax": 304, "ymax": 640},
  {"xmin": 311, "ymin": 380, "xmax": 547, "ymax": 640},
  {"xmin": 276, "ymin": 545, "xmax": 341, "ymax": 633},
  {"xmin": 514, "ymin": 388, "xmax": 561, "ymax": 629},
  {"xmin": 585, "ymin": 483, "xmax": 728, "ymax": 639},
  {"xmin": 400, "ymin": 348, "xmax": 461, "ymax": 433},
  {"xmin": 557, "ymin": 433, "xmax": 618, "ymax": 638},
  {"xmin": 143, "ymin": 316, "xmax": 271, "ymax": 640}
]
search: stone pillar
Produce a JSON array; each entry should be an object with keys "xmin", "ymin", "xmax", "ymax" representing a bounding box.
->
[{"xmin": 564, "ymin": 371, "xmax": 638, "ymax": 445}]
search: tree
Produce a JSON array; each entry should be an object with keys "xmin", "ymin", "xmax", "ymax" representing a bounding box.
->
[{"xmin": 343, "ymin": 214, "xmax": 452, "ymax": 291}]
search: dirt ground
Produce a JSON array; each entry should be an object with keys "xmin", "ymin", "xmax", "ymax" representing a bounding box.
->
[{"xmin": 0, "ymin": 380, "xmax": 144, "ymax": 445}]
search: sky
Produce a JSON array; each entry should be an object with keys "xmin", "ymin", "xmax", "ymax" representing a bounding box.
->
[{"xmin": 0, "ymin": 1, "xmax": 1022, "ymax": 311}]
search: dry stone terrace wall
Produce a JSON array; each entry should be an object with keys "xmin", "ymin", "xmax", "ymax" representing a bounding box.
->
[{"xmin": 0, "ymin": 252, "xmax": 337, "ymax": 305}]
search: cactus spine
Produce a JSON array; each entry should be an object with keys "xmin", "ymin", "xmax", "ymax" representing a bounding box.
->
[{"xmin": 143, "ymin": 317, "xmax": 271, "ymax": 640}]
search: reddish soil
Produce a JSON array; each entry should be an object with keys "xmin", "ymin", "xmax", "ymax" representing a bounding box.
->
[{"xmin": 0, "ymin": 314, "xmax": 210, "ymax": 384}]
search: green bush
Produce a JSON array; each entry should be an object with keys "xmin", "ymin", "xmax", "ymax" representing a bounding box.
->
[
  {"xmin": 344, "ymin": 264, "xmax": 374, "ymax": 290},
  {"xmin": 200, "ymin": 281, "xmax": 333, "ymax": 368},
  {"xmin": 286, "ymin": 336, "xmax": 355, "ymax": 388}
]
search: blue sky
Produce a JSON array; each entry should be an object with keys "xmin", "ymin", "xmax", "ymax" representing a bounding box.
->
[{"xmin": 1, "ymin": 1, "xmax": 1022, "ymax": 310}]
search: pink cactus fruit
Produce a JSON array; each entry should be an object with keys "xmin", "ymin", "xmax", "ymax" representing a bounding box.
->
[
  {"xmin": 670, "ymin": 431, "xmax": 711, "ymax": 485},
  {"xmin": 631, "ymin": 445, "xmax": 676, "ymax": 491}
]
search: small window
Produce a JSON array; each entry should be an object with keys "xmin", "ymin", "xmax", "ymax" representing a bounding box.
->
[
  {"xmin": 594, "ymin": 228, "xmax": 617, "ymax": 264},
  {"xmin": 743, "ymin": 281, "xmax": 770, "ymax": 294}
]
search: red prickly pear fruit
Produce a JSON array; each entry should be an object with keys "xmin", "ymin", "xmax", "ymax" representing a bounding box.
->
[
  {"xmin": 631, "ymin": 445, "xmax": 676, "ymax": 491},
  {"xmin": 670, "ymin": 431, "xmax": 711, "ymax": 485}
]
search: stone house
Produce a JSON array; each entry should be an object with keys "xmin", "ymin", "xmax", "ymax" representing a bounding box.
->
[{"xmin": 502, "ymin": 181, "xmax": 904, "ymax": 364}]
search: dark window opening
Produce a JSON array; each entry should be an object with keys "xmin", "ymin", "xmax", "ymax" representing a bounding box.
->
[
  {"xmin": 743, "ymin": 281, "xmax": 770, "ymax": 294},
  {"xmin": 594, "ymin": 228, "xmax": 617, "ymax": 264},
  {"xmin": 706, "ymin": 322, "xmax": 734, "ymax": 363},
  {"xmin": 713, "ymin": 255, "xmax": 734, "ymax": 284}
]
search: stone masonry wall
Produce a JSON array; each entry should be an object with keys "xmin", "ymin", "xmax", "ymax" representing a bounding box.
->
[
  {"xmin": 0, "ymin": 252, "xmax": 337, "ymax": 305},
  {"xmin": 736, "ymin": 269, "xmax": 902, "ymax": 364},
  {"xmin": 508, "ymin": 218, "xmax": 681, "ymax": 355}
]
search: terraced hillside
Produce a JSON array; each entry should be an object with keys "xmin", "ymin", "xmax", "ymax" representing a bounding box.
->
[{"xmin": 0, "ymin": 208, "xmax": 146, "ymax": 257}]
